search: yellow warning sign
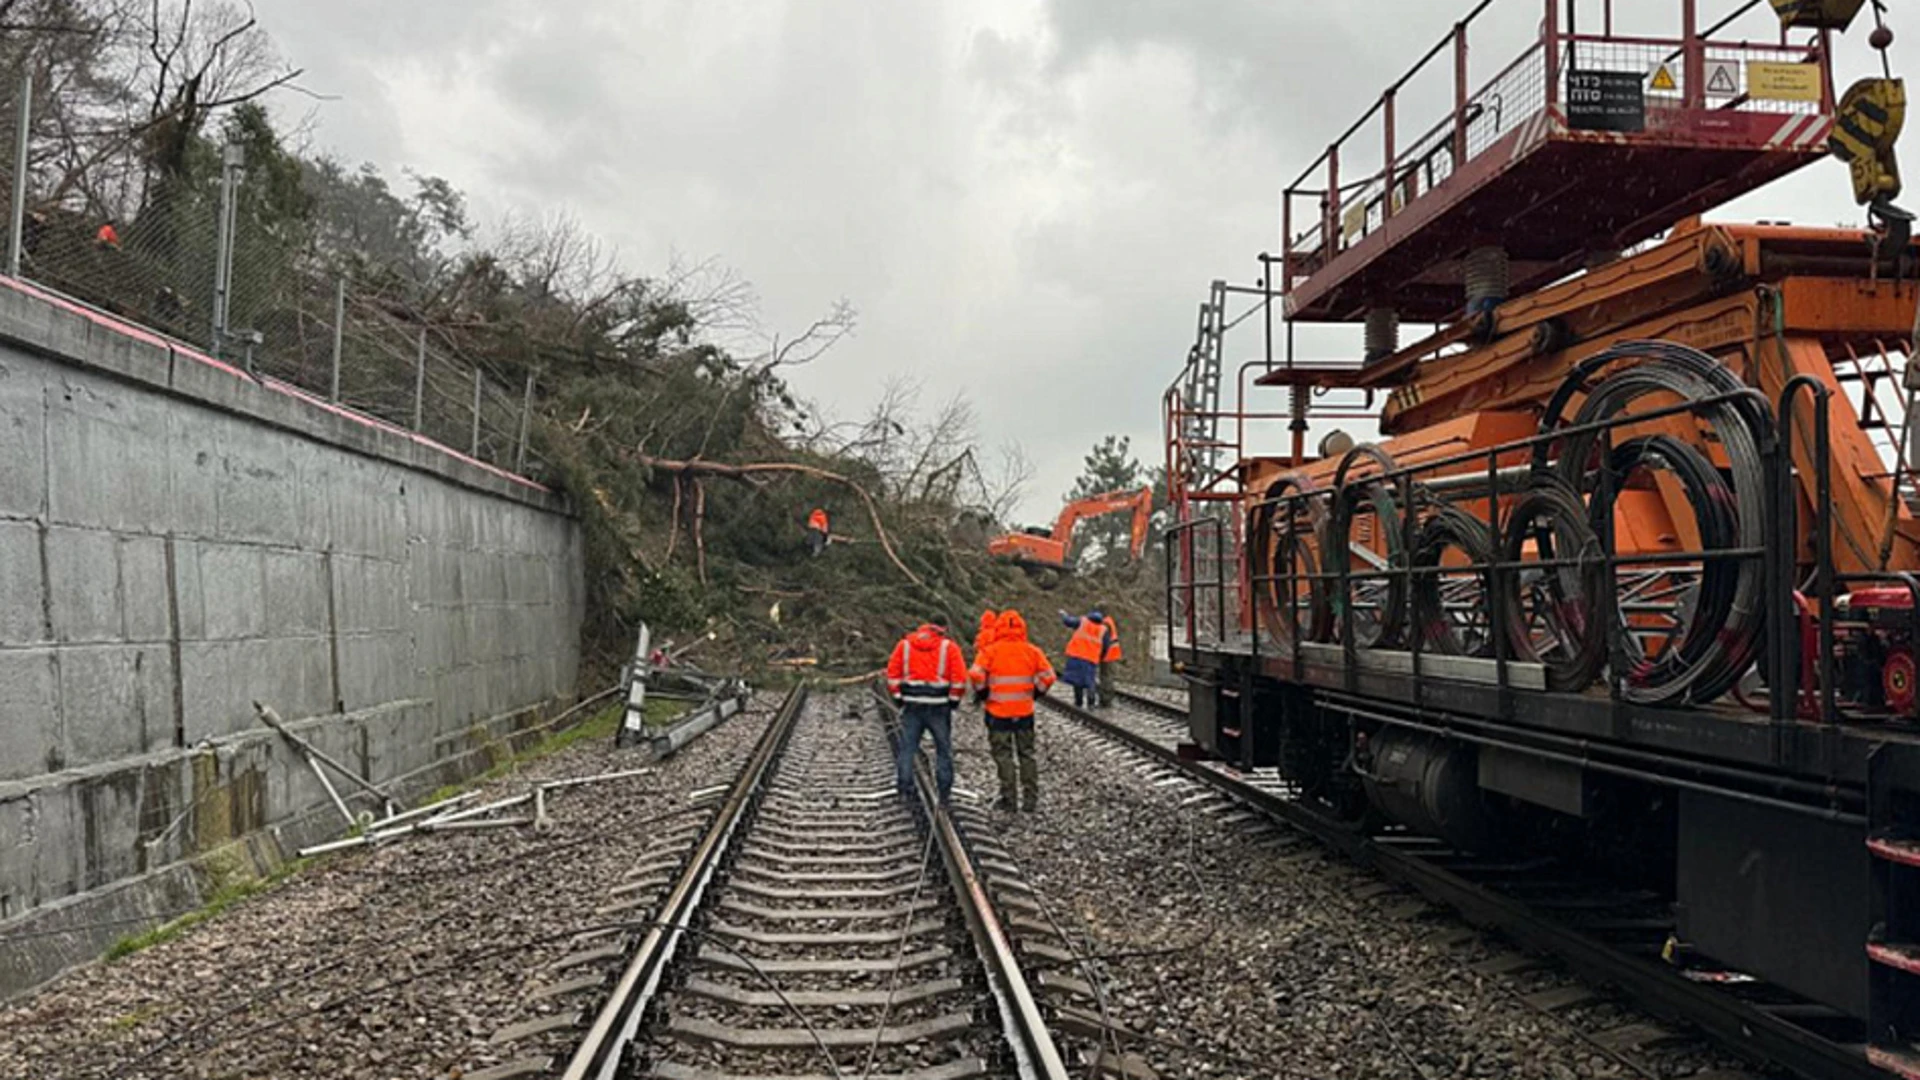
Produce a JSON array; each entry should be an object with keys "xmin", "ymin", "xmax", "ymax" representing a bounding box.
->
[
  {"xmin": 1649, "ymin": 62, "xmax": 1679, "ymax": 93},
  {"xmin": 1748, "ymin": 61, "xmax": 1823, "ymax": 102}
]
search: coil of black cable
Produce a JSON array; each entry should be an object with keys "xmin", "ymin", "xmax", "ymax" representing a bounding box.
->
[
  {"xmin": 1411, "ymin": 500, "xmax": 1497, "ymax": 657},
  {"xmin": 1536, "ymin": 341, "xmax": 1771, "ymax": 704},
  {"xmin": 1327, "ymin": 444, "xmax": 1407, "ymax": 649},
  {"xmin": 1500, "ymin": 475, "xmax": 1609, "ymax": 692},
  {"xmin": 1589, "ymin": 435, "xmax": 1742, "ymax": 702},
  {"xmin": 1248, "ymin": 473, "xmax": 1330, "ymax": 648}
]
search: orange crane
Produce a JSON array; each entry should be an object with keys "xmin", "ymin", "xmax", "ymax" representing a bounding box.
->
[{"xmin": 988, "ymin": 487, "xmax": 1153, "ymax": 572}]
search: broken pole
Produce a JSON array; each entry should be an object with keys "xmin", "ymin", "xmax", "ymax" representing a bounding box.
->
[{"xmin": 253, "ymin": 702, "xmax": 398, "ymax": 815}]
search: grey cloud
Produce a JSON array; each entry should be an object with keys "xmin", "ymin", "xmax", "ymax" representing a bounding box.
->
[{"xmin": 246, "ymin": 0, "xmax": 1907, "ymax": 521}]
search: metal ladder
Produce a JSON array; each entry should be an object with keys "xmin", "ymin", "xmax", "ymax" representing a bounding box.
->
[
  {"xmin": 1867, "ymin": 743, "xmax": 1920, "ymax": 1077},
  {"xmin": 1831, "ymin": 338, "xmax": 1920, "ymax": 516},
  {"xmin": 1181, "ymin": 280, "xmax": 1227, "ymax": 484}
]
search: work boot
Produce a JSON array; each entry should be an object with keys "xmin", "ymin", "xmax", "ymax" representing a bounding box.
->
[{"xmin": 1021, "ymin": 799, "xmax": 1037, "ymax": 813}]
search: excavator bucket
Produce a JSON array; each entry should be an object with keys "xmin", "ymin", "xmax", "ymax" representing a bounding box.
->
[
  {"xmin": 1768, "ymin": 0, "xmax": 1868, "ymax": 30},
  {"xmin": 1831, "ymin": 77, "xmax": 1907, "ymax": 204}
]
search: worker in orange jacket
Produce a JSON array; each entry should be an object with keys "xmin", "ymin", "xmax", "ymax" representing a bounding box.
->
[
  {"xmin": 886, "ymin": 617, "xmax": 967, "ymax": 806},
  {"xmin": 1059, "ymin": 609, "xmax": 1115, "ymax": 709},
  {"xmin": 973, "ymin": 610, "xmax": 998, "ymax": 657},
  {"xmin": 968, "ymin": 610, "xmax": 1056, "ymax": 812},
  {"xmin": 805, "ymin": 507, "xmax": 830, "ymax": 557}
]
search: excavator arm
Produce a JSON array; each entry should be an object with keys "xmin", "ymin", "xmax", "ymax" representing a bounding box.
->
[
  {"xmin": 987, "ymin": 486, "xmax": 1155, "ymax": 572},
  {"xmin": 1052, "ymin": 487, "xmax": 1155, "ymax": 555}
]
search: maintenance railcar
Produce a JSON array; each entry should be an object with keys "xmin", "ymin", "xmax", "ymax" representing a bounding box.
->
[{"xmin": 1162, "ymin": 2, "xmax": 1920, "ymax": 1074}]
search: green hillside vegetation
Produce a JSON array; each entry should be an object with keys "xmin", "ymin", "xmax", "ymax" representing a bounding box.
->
[{"xmin": 1, "ymin": 0, "xmax": 1169, "ymax": 680}]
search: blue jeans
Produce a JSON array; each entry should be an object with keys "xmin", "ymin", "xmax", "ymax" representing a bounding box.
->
[{"xmin": 897, "ymin": 703, "xmax": 955, "ymax": 803}]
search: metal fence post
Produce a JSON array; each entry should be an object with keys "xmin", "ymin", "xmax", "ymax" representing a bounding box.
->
[
  {"xmin": 329, "ymin": 277, "xmax": 344, "ymax": 402},
  {"xmin": 514, "ymin": 371, "xmax": 535, "ymax": 473},
  {"xmin": 211, "ymin": 143, "xmax": 245, "ymax": 354},
  {"xmin": 469, "ymin": 366, "xmax": 481, "ymax": 456},
  {"xmin": 7, "ymin": 68, "xmax": 30, "ymax": 278},
  {"xmin": 412, "ymin": 329, "xmax": 427, "ymax": 431}
]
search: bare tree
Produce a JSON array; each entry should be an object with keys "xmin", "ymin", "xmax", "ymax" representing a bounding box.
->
[{"xmin": 133, "ymin": 0, "xmax": 304, "ymax": 186}]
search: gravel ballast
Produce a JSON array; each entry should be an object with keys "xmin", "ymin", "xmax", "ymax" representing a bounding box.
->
[
  {"xmin": 0, "ymin": 696, "xmax": 779, "ymax": 1080},
  {"xmin": 946, "ymin": 697, "xmax": 1772, "ymax": 1079}
]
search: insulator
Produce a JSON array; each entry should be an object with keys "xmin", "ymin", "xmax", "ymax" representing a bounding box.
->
[
  {"xmin": 1463, "ymin": 245, "xmax": 1510, "ymax": 313},
  {"xmin": 1289, "ymin": 385, "xmax": 1308, "ymax": 431},
  {"xmin": 1363, "ymin": 307, "xmax": 1401, "ymax": 362}
]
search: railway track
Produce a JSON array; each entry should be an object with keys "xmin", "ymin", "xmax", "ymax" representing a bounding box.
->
[
  {"xmin": 539, "ymin": 685, "xmax": 1067, "ymax": 1080},
  {"xmin": 1048, "ymin": 686, "xmax": 1885, "ymax": 1080}
]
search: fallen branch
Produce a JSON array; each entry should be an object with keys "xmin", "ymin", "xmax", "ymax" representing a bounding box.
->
[{"xmin": 636, "ymin": 454, "xmax": 925, "ymax": 586}]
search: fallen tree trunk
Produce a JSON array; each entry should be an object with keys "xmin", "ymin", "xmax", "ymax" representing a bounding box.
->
[{"xmin": 636, "ymin": 454, "xmax": 925, "ymax": 587}]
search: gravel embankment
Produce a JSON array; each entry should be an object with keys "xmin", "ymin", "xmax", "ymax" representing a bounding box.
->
[
  {"xmin": 947, "ymin": 700, "xmax": 1771, "ymax": 1079},
  {"xmin": 0, "ymin": 696, "xmax": 778, "ymax": 1080}
]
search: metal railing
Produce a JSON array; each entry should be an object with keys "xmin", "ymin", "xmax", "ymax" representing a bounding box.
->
[
  {"xmin": 1280, "ymin": 0, "xmax": 1834, "ymax": 296},
  {"xmin": 1166, "ymin": 352, "xmax": 1920, "ymax": 728},
  {"xmin": 0, "ymin": 70, "xmax": 546, "ymax": 481}
]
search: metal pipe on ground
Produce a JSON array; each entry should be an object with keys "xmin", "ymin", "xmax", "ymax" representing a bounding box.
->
[{"xmin": 649, "ymin": 689, "xmax": 750, "ymax": 760}]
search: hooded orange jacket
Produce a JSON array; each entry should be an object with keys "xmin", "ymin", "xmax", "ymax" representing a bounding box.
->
[
  {"xmin": 968, "ymin": 611, "xmax": 1056, "ymax": 728},
  {"xmin": 973, "ymin": 610, "xmax": 998, "ymax": 658}
]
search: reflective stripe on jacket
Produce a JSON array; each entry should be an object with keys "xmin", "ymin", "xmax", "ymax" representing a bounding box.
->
[
  {"xmin": 886, "ymin": 627, "xmax": 966, "ymax": 706},
  {"xmin": 967, "ymin": 640, "xmax": 1057, "ymax": 719}
]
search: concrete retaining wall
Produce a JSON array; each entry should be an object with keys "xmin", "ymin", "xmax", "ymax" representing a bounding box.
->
[{"xmin": 0, "ymin": 279, "xmax": 585, "ymax": 996}]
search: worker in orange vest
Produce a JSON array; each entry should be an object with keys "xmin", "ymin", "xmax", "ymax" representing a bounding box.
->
[
  {"xmin": 805, "ymin": 507, "xmax": 830, "ymax": 557},
  {"xmin": 1059, "ymin": 609, "xmax": 1115, "ymax": 709},
  {"xmin": 886, "ymin": 616, "xmax": 967, "ymax": 806},
  {"xmin": 968, "ymin": 610, "xmax": 1056, "ymax": 812}
]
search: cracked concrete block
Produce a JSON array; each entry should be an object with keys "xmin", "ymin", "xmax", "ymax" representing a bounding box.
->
[
  {"xmin": 118, "ymin": 534, "xmax": 171, "ymax": 643},
  {"xmin": 0, "ymin": 350, "xmax": 46, "ymax": 519},
  {"xmin": 44, "ymin": 372, "xmax": 171, "ymax": 534},
  {"xmin": 58, "ymin": 644, "xmax": 175, "ymax": 766},
  {"xmin": 0, "ymin": 521, "xmax": 47, "ymax": 645},
  {"xmin": 45, "ymin": 526, "xmax": 119, "ymax": 644},
  {"xmin": 0, "ymin": 650, "xmax": 60, "ymax": 781}
]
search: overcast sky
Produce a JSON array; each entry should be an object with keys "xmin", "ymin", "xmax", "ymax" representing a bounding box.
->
[{"xmin": 250, "ymin": 0, "xmax": 1913, "ymax": 521}]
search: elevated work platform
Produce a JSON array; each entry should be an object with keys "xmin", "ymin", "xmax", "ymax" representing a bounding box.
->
[{"xmin": 1281, "ymin": 1, "xmax": 1837, "ymax": 324}]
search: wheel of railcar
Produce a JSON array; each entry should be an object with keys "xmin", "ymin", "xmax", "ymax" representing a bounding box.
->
[
  {"xmin": 1500, "ymin": 477, "xmax": 1608, "ymax": 692},
  {"xmin": 1249, "ymin": 474, "xmax": 1331, "ymax": 648},
  {"xmin": 1328, "ymin": 444, "xmax": 1408, "ymax": 650},
  {"xmin": 1411, "ymin": 501, "xmax": 1496, "ymax": 657}
]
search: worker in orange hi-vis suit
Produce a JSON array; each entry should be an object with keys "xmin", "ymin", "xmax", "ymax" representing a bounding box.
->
[
  {"xmin": 968, "ymin": 611, "xmax": 1056, "ymax": 813},
  {"xmin": 886, "ymin": 617, "xmax": 966, "ymax": 807},
  {"xmin": 973, "ymin": 610, "xmax": 999, "ymax": 657},
  {"xmin": 805, "ymin": 507, "xmax": 829, "ymax": 557}
]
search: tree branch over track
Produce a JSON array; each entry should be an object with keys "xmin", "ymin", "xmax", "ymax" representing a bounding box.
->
[{"xmin": 635, "ymin": 454, "xmax": 926, "ymax": 587}]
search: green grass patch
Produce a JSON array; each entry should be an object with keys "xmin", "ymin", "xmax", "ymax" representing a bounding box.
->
[
  {"xmin": 105, "ymin": 856, "xmax": 313, "ymax": 962},
  {"xmin": 643, "ymin": 695, "xmax": 687, "ymax": 728}
]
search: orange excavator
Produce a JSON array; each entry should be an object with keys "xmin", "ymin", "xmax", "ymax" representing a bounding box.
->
[{"xmin": 988, "ymin": 487, "xmax": 1153, "ymax": 573}]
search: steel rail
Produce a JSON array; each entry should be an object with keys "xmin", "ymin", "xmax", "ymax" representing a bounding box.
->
[
  {"xmin": 870, "ymin": 689, "xmax": 1073, "ymax": 1080},
  {"xmin": 1038, "ymin": 694, "xmax": 1888, "ymax": 1080},
  {"xmin": 560, "ymin": 684, "xmax": 808, "ymax": 1080}
]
